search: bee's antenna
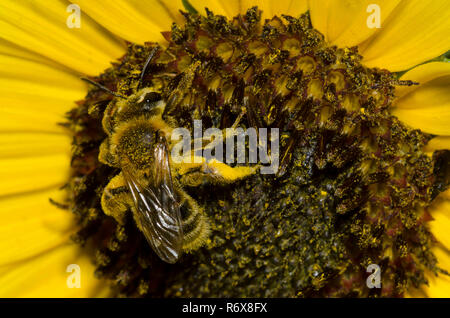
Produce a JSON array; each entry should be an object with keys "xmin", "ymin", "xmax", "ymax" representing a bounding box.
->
[
  {"xmin": 81, "ymin": 77, "xmax": 127, "ymax": 99},
  {"xmin": 392, "ymin": 79, "xmax": 420, "ymax": 86},
  {"xmin": 138, "ymin": 46, "xmax": 159, "ymax": 89}
]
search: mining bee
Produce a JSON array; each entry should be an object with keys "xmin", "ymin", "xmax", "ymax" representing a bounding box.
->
[{"xmin": 86, "ymin": 47, "xmax": 257, "ymax": 263}]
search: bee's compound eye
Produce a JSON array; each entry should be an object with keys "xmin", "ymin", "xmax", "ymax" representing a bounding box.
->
[{"xmin": 141, "ymin": 92, "xmax": 162, "ymax": 111}]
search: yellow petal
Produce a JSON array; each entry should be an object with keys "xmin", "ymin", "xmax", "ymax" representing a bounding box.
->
[
  {"xmin": 240, "ymin": 0, "xmax": 307, "ymax": 20},
  {"xmin": 409, "ymin": 194, "xmax": 450, "ymax": 297},
  {"xmin": 407, "ymin": 245, "xmax": 450, "ymax": 297},
  {"xmin": 424, "ymin": 137, "xmax": 450, "ymax": 153},
  {"xmin": 307, "ymin": 0, "xmax": 330, "ymax": 40},
  {"xmin": 422, "ymin": 247, "xmax": 450, "ymax": 297},
  {"xmin": 0, "ymin": 153, "xmax": 69, "ymax": 197},
  {"xmin": 190, "ymin": 0, "xmax": 273, "ymax": 20},
  {"xmin": 0, "ymin": 104, "xmax": 69, "ymax": 134},
  {"xmin": 131, "ymin": 0, "xmax": 185, "ymax": 26},
  {"xmin": 72, "ymin": 0, "xmax": 182, "ymax": 45},
  {"xmin": 280, "ymin": 0, "xmax": 309, "ymax": 17},
  {"xmin": 0, "ymin": 54, "xmax": 87, "ymax": 133},
  {"xmin": 259, "ymin": 0, "xmax": 309, "ymax": 18},
  {"xmin": 241, "ymin": 1, "xmax": 273, "ymax": 19},
  {"xmin": 391, "ymin": 64, "xmax": 450, "ymax": 135},
  {"xmin": 0, "ymin": 54, "xmax": 83, "ymax": 90},
  {"xmin": 0, "ymin": 188, "xmax": 74, "ymax": 266},
  {"xmin": 395, "ymin": 62, "xmax": 450, "ymax": 100},
  {"xmin": 0, "ymin": 133, "xmax": 71, "ymax": 159},
  {"xmin": 360, "ymin": 0, "xmax": 450, "ymax": 72},
  {"xmin": 441, "ymin": 189, "xmax": 450, "ymax": 200},
  {"xmin": 0, "ymin": 242, "xmax": 109, "ymax": 297},
  {"xmin": 0, "ymin": 0, "xmax": 125, "ymax": 75},
  {"xmin": 308, "ymin": 0, "xmax": 401, "ymax": 47},
  {"xmin": 189, "ymin": 0, "xmax": 230, "ymax": 16},
  {"xmin": 215, "ymin": 1, "xmax": 273, "ymax": 18},
  {"xmin": 191, "ymin": 0, "xmax": 307, "ymax": 21},
  {"xmin": 430, "ymin": 200, "xmax": 450, "ymax": 249},
  {"xmin": 0, "ymin": 38, "xmax": 68, "ymax": 71}
]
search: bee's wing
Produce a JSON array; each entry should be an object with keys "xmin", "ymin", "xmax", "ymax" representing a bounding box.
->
[{"xmin": 122, "ymin": 138, "xmax": 183, "ymax": 264}]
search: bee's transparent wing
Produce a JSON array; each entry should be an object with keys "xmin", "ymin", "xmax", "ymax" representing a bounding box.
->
[{"xmin": 122, "ymin": 138, "xmax": 183, "ymax": 264}]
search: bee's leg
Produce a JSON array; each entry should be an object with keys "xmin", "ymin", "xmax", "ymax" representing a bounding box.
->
[
  {"xmin": 101, "ymin": 172, "xmax": 133, "ymax": 225},
  {"xmin": 201, "ymin": 159, "xmax": 258, "ymax": 184},
  {"xmin": 102, "ymin": 173, "xmax": 210, "ymax": 253},
  {"xmin": 175, "ymin": 186, "xmax": 210, "ymax": 252},
  {"xmin": 164, "ymin": 61, "xmax": 201, "ymax": 117},
  {"xmin": 98, "ymin": 138, "xmax": 120, "ymax": 168},
  {"xmin": 174, "ymin": 156, "xmax": 258, "ymax": 187},
  {"xmin": 101, "ymin": 98, "xmax": 121, "ymax": 135},
  {"xmin": 178, "ymin": 112, "xmax": 259, "ymax": 185}
]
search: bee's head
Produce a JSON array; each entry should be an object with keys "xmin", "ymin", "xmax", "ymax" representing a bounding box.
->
[{"xmin": 102, "ymin": 88, "xmax": 165, "ymax": 135}]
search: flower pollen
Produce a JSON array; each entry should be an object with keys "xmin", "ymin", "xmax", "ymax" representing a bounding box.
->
[{"xmin": 62, "ymin": 7, "xmax": 449, "ymax": 297}]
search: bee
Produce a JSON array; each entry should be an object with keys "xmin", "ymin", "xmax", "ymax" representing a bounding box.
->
[{"xmin": 88, "ymin": 47, "xmax": 258, "ymax": 263}]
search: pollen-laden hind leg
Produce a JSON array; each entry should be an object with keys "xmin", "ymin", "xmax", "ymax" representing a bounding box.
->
[
  {"xmin": 98, "ymin": 138, "xmax": 119, "ymax": 168},
  {"xmin": 175, "ymin": 187, "xmax": 210, "ymax": 252},
  {"xmin": 102, "ymin": 172, "xmax": 210, "ymax": 253},
  {"xmin": 101, "ymin": 172, "xmax": 132, "ymax": 225},
  {"xmin": 174, "ymin": 157, "xmax": 258, "ymax": 187}
]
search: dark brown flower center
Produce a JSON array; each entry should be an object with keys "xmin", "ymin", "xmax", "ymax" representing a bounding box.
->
[{"xmin": 62, "ymin": 7, "xmax": 449, "ymax": 297}]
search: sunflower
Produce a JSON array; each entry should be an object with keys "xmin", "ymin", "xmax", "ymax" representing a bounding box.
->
[{"xmin": 0, "ymin": 0, "xmax": 449, "ymax": 297}]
